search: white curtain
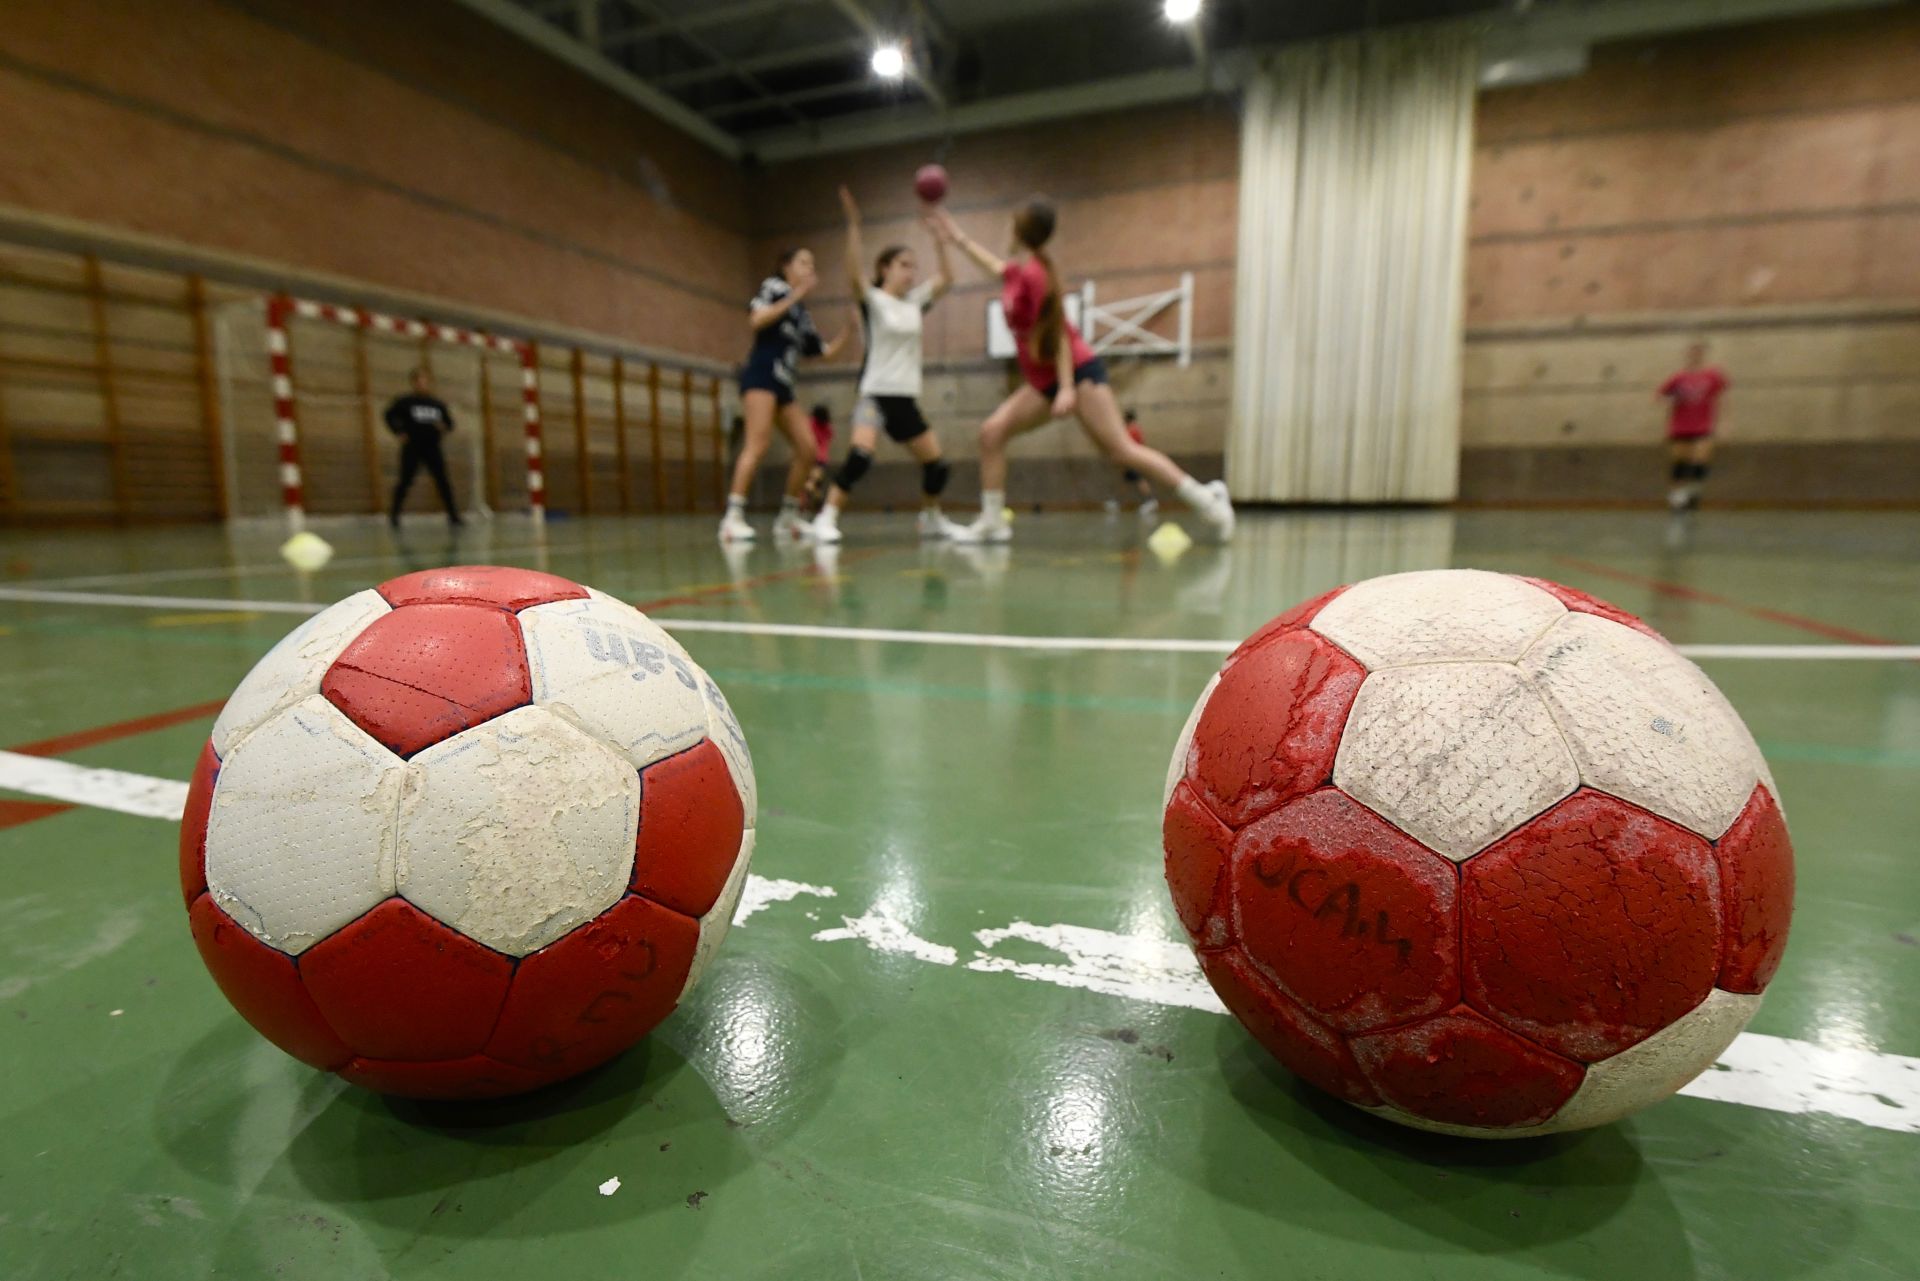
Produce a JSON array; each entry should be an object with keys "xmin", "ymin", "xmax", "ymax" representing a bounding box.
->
[{"xmin": 1229, "ymin": 27, "xmax": 1478, "ymax": 503}]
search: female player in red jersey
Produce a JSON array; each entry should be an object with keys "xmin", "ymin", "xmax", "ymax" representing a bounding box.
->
[
  {"xmin": 927, "ymin": 201, "xmax": 1233, "ymax": 543},
  {"xmin": 1658, "ymin": 340, "xmax": 1729, "ymax": 511},
  {"xmin": 720, "ymin": 247, "xmax": 850, "ymax": 544}
]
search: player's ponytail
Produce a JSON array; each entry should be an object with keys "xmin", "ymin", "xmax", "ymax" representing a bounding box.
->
[{"xmin": 1013, "ymin": 198, "xmax": 1065, "ymax": 366}]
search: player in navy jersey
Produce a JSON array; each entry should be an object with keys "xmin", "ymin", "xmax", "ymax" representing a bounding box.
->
[
  {"xmin": 721, "ymin": 248, "xmax": 850, "ymax": 543},
  {"xmin": 809, "ymin": 185, "xmax": 961, "ymax": 544}
]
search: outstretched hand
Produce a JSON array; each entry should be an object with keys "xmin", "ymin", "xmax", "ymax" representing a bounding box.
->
[
  {"xmin": 839, "ymin": 184, "xmax": 860, "ymax": 223},
  {"xmin": 923, "ymin": 206, "xmax": 959, "ymax": 242}
]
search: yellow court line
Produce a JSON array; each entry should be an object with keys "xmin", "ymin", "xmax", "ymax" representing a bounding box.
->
[{"xmin": 148, "ymin": 611, "xmax": 264, "ymax": 628}]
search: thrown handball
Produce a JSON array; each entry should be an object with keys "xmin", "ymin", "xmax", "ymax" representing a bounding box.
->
[
  {"xmin": 1164, "ymin": 569, "xmax": 1793, "ymax": 1136},
  {"xmin": 914, "ymin": 163, "xmax": 949, "ymax": 203},
  {"xmin": 180, "ymin": 566, "xmax": 756, "ymax": 1099}
]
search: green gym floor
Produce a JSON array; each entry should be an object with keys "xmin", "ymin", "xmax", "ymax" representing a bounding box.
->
[{"xmin": 0, "ymin": 508, "xmax": 1915, "ymax": 1281}]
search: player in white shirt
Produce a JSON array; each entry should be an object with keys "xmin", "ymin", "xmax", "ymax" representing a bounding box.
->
[{"xmin": 810, "ymin": 186, "xmax": 962, "ymax": 544}]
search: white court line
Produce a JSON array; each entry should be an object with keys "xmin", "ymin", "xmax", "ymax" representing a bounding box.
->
[
  {"xmin": 2, "ymin": 753, "xmax": 1916, "ymax": 1134},
  {"xmin": 1, "ymin": 586, "xmax": 1914, "ymax": 660}
]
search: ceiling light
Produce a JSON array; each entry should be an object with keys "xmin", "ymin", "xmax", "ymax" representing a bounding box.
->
[
  {"xmin": 871, "ymin": 43, "xmax": 907, "ymax": 79},
  {"xmin": 1164, "ymin": 0, "xmax": 1202, "ymax": 23}
]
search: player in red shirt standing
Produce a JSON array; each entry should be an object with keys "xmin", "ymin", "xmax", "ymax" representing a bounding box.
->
[
  {"xmin": 927, "ymin": 201, "xmax": 1233, "ymax": 543},
  {"xmin": 804, "ymin": 403, "xmax": 834, "ymax": 511},
  {"xmin": 1118, "ymin": 409, "xmax": 1158, "ymax": 520},
  {"xmin": 1658, "ymin": 340, "xmax": 1728, "ymax": 511}
]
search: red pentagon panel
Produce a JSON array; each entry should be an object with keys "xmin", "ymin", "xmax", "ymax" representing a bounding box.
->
[
  {"xmin": 188, "ymin": 895, "xmax": 350, "ymax": 1071},
  {"xmin": 321, "ymin": 604, "xmax": 531, "ymax": 757},
  {"xmin": 1462, "ymin": 789, "xmax": 1722, "ymax": 1062},
  {"xmin": 1231, "ymin": 788, "xmax": 1459, "ymax": 1034},
  {"xmin": 1517, "ymin": 576, "xmax": 1664, "ymax": 641},
  {"xmin": 1715, "ymin": 784, "xmax": 1795, "ymax": 993},
  {"xmin": 1226, "ymin": 585, "xmax": 1351, "ymax": 665},
  {"xmin": 1349, "ymin": 1006, "xmax": 1585, "ymax": 1130},
  {"xmin": 488, "ymin": 895, "xmax": 698, "ymax": 1078},
  {"xmin": 632, "ymin": 740, "xmax": 747, "ymax": 917},
  {"xmin": 1164, "ymin": 779, "xmax": 1237, "ymax": 945},
  {"xmin": 339, "ymin": 1055, "xmax": 548, "ymax": 1101},
  {"xmin": 299, "ymin": 898, "xmax": 513, "ymax": 1061},
  {"xmin": 178, "ymin": 739, "xmax": 219, "ymax": 907},
  {"xmin": 377, "ymin": 565, "xmax": 588, "ymax": 612},
  {"xmin": 1187, "ymin": 632, "xmax": 1364, "ymax": 827},
  {"xmin": 1202, "ymin": 949, "xmax": 1380, "ymax": 1107}
]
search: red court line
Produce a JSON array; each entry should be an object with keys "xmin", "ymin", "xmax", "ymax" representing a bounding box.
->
[
  {"xmin": 1553, "ymin": 557, "xmax": 1896, "ymax": 646},
  {"xmin": 0, "ymin": 798, "xmax": 73, "ymax": 831},
  {"xmin": 7, "ymin": 698, "xmax": 228, "ymax": 759},
  {"xmin": 634, "ymin": 548, "xmax": 888, "ymax": 613}
]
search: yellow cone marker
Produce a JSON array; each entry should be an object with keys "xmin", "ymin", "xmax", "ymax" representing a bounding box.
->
[
  {"xmin": 279, "ymin": 530, "xmax": 335, "ymax": 572},
  {"xmin": 1147, "ymin": 520, "xmax": 1192, "ymax": 564}
]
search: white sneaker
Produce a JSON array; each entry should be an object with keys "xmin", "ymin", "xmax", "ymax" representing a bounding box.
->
[
  {"xmin": 773, "ymin": 509, "xmax": 814, "ymax": 542},
  {"xmin": 1198, "ymin": 480, "xmax": 1234, "ymax": 541},
  {"xmin": 718, "ymin": 512, "xmax": 756, "ymax": 543},
  {"xmin": 1667, "ymin": 487, "xmax": 1690, "ymax": 512},
  {"xmin": 948, "ymin": 514, "xmax": 1012, "ymax": 544},
  {"xmin": 811, "ymin": 507, "xmax": 843, "ymax": 544},
  {"xmin": 917, "ymin": 509, "xmax": 963, "ymax": 540},
  {"xmin": 1138, "ymin": 498, "xmax": 1159, "ymax": 522}
]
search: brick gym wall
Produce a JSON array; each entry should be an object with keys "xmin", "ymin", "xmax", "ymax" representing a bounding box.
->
[
  {"xmin": 1461, "ymin": 7, "xmax": 1920, "ymax": 505},
  {"xmin": 0, "ymin": 0, "xmax": 752, "ymax": 363}
]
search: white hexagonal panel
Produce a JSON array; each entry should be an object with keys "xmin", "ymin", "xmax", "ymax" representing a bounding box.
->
[
  {"xmin": 1164, "ymin": 672, "xmax": 1221, "ymax": 808},
  {"xmin": 397, "ymin": 705, "xmax": 640, "ymax": 958},
  {"xmin": 204, "ymin": 694, "xmax": 404, "ymax": 955},
  {"xmin": 518, "ymin": 593, "xmax": 708, "ymax": 771},
  {"xmin": 1334, "ymin": 663, "xmax": 1579, "ymax": 861},
  {"xmin": 683, "ymin": 829, "xmax": 756, "ymax": 995},
  {"xmin": 1520, "ymin": 612, "xmax": 1767, "ymax": 839},
  {"xmin": 211, "ymin": 590, "xmax": 390, "ymax": 756},
  {"xmin": 699, "ymin": 670, "xmax": 758, "ymax": 823},
  {"xmin": 1311, "ymin": 569, "xmax": 1565, "ymax": 669},
  {"xmin": 1547, "ymin": 987, "xmax": 1760, "ymax": 1133}
]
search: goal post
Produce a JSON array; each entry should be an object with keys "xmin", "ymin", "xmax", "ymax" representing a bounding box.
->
[{"xmin": 263, "ymin": 294, "xmax": 544, "ymax": 531}]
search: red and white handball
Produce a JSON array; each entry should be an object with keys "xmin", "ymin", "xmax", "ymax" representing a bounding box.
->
[
  {"xmin": 1164, "ymin": 569, "xmax": 1793, "ymax": 1137},
  {"xmin": 178, "ymin": 566, "xmax": 755, "ymax": 1099}
]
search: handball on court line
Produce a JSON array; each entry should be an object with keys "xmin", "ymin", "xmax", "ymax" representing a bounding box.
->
[
  {"xmin": 1163, "ymin": 569, "xmax": 1793, "ymax": 1137},
  {"xmin": 179, "ymin": 566, "xmax": 756, "ymax": 1099},
  {"xmin": 914, "ymin": 163, "xmax": 949, "ymax": 203}
]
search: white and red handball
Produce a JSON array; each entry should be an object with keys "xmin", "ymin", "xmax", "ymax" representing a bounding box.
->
[
  {"xmin": 1164, "ymin": 569, "xmax": 1793, "ymax": 1137},
  {"xmin": 178, "ymin": 567, "xmax": 756, "ymax": 1100}
]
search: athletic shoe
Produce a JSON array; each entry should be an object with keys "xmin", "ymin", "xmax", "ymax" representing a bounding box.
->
[
  {"xmin": 917, "ymin": 509, "xmax": 964, "ymax": 540},
  {"xmin": 1138, "ymin": 498, "xmax": 1159, "ymax": 522},
  {"xmin": 812, "ymin": 507, "xmax": 843, "ymax": 544},
  {"xmin": 773, "ymin": 509, "xmax": 814, "ymax": 542},
  {"xmin": 1667, "ymin": 487, "xmax": 1690, "ymax": 512},
  {"xmin": 718, "ymin": 512, "xmax": 757, "ymax": 543},
  {"xmin": 1198, "ymin": 480, "xmax": 1235, "ymax": 541},
  {"xmin": 947, "ymin": 513, "xmax": 1012, "ymax": 544}
]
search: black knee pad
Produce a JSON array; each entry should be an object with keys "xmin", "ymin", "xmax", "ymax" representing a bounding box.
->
[
  {"xmin": 921, "ymin": 458, "xmax": 951, "ymax": 496},
  {"xmin": 1692, "ymin": 463, "xmax": 1710, "ymax": 481},
  {"xmin": 1671, "ymin": 461, "xmax": 1689, "ymax": 482},
  {"xmin": 835, "ymin": 447, "xmax": 875, "ymax": 491}
]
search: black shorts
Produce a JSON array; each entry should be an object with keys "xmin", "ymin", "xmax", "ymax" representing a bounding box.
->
[
  {"xmin": 1040, "ymin": 357, "xmax": 1109, "ymax": 401},
  {"xmin": 739, "ymin": 365, "xmax": 795, "ymax": 406},
  {"xmin": 855, "ymin": 394, "xmax": 930, "ymax": 444}
]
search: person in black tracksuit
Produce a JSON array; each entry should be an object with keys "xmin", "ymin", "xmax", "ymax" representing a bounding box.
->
[{"xmin": 384, "ymin": 367, "xmax": 462, "ymax": 527}]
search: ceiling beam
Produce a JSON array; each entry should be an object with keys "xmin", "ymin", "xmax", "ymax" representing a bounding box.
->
[
  {"xmin": 602, "ymin": 0, "xmax": 813, "ymax": 48},
  {"xmin": 613, "ymin": 0, "xmax": 814, "ymax": 126},
  {"xmin": 652, "ymin": 36, "xmax": 866, "ymax": 89},
  {"xmin": 702, "ymin": 76, "xmax": 884, "ymax": 119},
  {"xmin": 447, "ymin": 0, "xmax": 741, "ymax": 156}
]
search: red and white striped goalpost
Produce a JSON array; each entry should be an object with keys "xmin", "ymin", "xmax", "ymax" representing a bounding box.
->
[{"xmin": 264, "ymin": 293, "xmax": 546, "ymax": 530}]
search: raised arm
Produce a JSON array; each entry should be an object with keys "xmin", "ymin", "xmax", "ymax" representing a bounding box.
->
[
  {"xmin": 928, "ymin": 207, "xmax": 1003, "ymax": 278},
  {"xmin": 840, "ymin": 185, "xmax": 867, "ymax": 298},
  {"xmin": 923, "ymin": 212, "xmax": 955, "ymax": 303}
]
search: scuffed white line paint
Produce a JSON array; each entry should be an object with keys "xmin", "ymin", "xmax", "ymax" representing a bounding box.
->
[
  {"xmin": 0, "ymin": 587, "xmax": 1913, "ymax": 661},
  {"xmin": 0, "ymin": 751, "xmax": 191, "ymax": 820},
  {"xmin": 734, "ymin": 875, "xmax": 837, "ymax": 924},
  {"xmin": 12, "ymin": 758, "xmax": 1920, "ymax": 1133},
  {"xmin": 813, "ymin": 911, "xmax": 960, "ymax": 965},
  {"xmin": 598, "ymin": 1176, "xmax": 621, "ymax": 1196}
]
